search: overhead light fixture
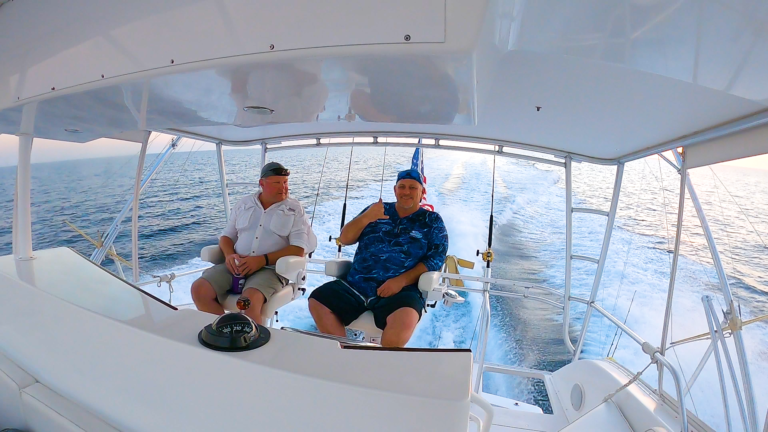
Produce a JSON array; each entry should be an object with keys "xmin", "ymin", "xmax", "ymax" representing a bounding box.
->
[
  {"xmin": 243, "ymin": 106, "xmax": 274, "ymax": 115},
  {"xmin": 64, "ymin": 128, "xmax": 82, "ymax": 133}
]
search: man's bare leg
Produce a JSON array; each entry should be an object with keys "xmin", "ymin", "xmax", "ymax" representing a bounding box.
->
[
  {"xmin": 241, "ymin": 288, "xmax": 267, "ymax": 326},
  {"xmin": 191, "ymin": 278, "xmax": 225, "ymax": 315},
  {"xmin": 381, "ymin": 308, "xmax": 419, "ymax": 348},
  {"xmin": 309, "ymin": 299, "xmax": 347, "ymax": 337}
]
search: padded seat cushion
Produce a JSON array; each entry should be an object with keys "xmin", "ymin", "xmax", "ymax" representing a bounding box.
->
[
  {"xmin": 21, "ymin": 383, "xmax": 119, "ymax": 432},
  {"xmin": 0, "ymin": 352, "xmax": 36, "ymax": 430},
  {"xmin": 348, "ymin": 311, "xmax": 382, "ymax": 338},
  {"xmin": 559, "ymin": 400, "xmax": 632, "ymax": 432},
  {"xmin": 222, "ymin": 284, "xmax": 294, "ymax": 319}
]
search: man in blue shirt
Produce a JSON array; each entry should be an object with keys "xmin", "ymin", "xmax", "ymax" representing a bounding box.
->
[{"xmin": 309, "ymin": 169, "xmax": 449, "ymax": 347}]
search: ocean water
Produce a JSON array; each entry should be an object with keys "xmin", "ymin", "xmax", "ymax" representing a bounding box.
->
[{"xmin": 1, "ymin": 142, "xmax": 766, "ymax": 430}]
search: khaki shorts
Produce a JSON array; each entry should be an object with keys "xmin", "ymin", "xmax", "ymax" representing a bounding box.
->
[{"xmin": 201, "ymin": 263, "xmax": 288, "ymax": 304}]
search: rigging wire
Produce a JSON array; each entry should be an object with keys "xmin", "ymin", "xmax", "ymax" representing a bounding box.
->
[
  {"xmin": 668, "ymin": 313, "xmax": 700, "ymax": 417},
  {"xmin": 709, "ymin": 167, "xmax": 767, "ymax": 248},
  {"xmin": 310, "ymin": 148, "xmax": 330, "ymax": 228},
  {"xmin": 96, "ymin": 132, "xmax": 162, "ymax": 190},
  {"xmin": 162, "ymin": 139, "xmax": 199, "ymax": 213},
  {"xmin": 308, "ymin": 148, "xmax": 330, "ymax": 259},
  {"xmin": 608, "ymin": 290, "xmax": 636, "ymax": 358},
  {"xmin": 468, "ymin": 301, "xmax": 484, "ymax": 351},
  {"xmin": 379, "ymin": 147, "xmax": 388, "ymax": 199},
  {"xmin": 603, "ymin": 165, "xmax": 647, "ymax": 356},
  {"xmin": 711, "ymin": 171, "xmax": 736, "ymax": 276}
]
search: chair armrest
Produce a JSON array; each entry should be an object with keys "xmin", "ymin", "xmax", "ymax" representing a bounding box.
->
[
  {"xmin": 325, "ymin": 259, "xmax": 353, "ymax": 279},
  {"xmin": 201, "ymin": 245, "xmax": 224, "ymax": 264},
  {"xmin": 418, "ymin": 271, "xmax": 443, "ymax": 302},
  {"xmin": 276, "ymin": 256, "xmax": 307, "ymax": 283}
]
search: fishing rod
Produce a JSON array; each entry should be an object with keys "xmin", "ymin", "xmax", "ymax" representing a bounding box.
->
[
  {"xmin": 308, "ymin": 148, "xmax": 329, "ymax": 259},
  {"xmin": 472, "ymin": 154, "xmax": 497, "ymax": 393},
  {"xmin": 477, "ymin": 155, "xmax": 496, "ymax": 268},
  {"xmin": 329, "ymin": 147, "xmax": 354, "ymax": 256},
  {"xmin": 379, "ymin": 147, "xmax": 387, "ymax": 199}
]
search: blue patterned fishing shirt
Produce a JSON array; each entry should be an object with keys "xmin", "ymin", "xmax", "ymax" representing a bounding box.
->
[{"xmin": 346, "ymin": 202, "xmax": 449, "ymax": 298}]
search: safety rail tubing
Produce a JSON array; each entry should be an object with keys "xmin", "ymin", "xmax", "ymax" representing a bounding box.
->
[
  {"xmin": 482, "ymin": 362, "xmax": 552, "ymax": 379},
  {"xmin": 569, "ymin": 297, "xmax": 689, "ymax": 432},
  {"xmin": 470, "ymin": 391, "xmax": 494, "ymax": 432},
  {"xmin": 135, "ymin": 266, "xmax": 212, "ymax": 287}
]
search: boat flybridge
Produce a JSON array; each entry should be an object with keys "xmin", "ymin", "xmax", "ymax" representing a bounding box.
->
[{"xmin": 1, "ymin": 1, "xmax": 768, "ymax": 431}]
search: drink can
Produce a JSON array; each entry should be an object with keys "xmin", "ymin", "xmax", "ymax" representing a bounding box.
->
[{"xmin": 231, "ymin": 274, "xmax": 246, "ymax": 294}]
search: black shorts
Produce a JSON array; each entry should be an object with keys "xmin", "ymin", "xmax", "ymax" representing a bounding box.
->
[{"xmin": 309, "ymin": 280, "xmax": 424, "ymax": 330}]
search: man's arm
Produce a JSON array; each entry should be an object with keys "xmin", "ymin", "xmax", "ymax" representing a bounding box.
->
[
  {"xmin": 376, "ymin": 263, "xmax": 428, "ymax": 297},
  {"xmin": 236, "ymin": 245, "xmax": 305, "ymax": 276},
  {"xmin": 339, "ymin": 199, "xmax": 388, "ymax": 245},
  {"xmin": 219, "ymin": 235, "xmax": 240, "ymax": 274}
]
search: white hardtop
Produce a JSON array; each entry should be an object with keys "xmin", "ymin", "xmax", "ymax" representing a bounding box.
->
[{"xmin": 0, "ymin": 0, "xmax": 767, "ymax": 164}]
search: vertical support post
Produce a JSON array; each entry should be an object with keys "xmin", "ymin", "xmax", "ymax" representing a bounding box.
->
[
  {"xmin": 131, "ymin": 136, "xmax": 150, "ymax": 282},
  {"xmin": 564, "ymin": 155, "xmax": 575, "ymax": 353},
  {"xmin": 703, "ymin": 296, "xmax": 736, "ymax": 432},
  {"xmin": 15, "ymin": 135, "xmax": 34, "ymax": 260},
  {"xmin": 573, "ymin": 163, "xmax": 624, "ymax": 360},
  {"xmin": 14, "ymin": 102, "xmax": 37, "ymax": 261},
  {"xmin": 473, "ymin": 266, "xmax": 492, "ymax": 393},
  {"xmin": 260, "ymin": 141, "xmax": 267, "ymax": 169},
  {"xmin": 659, "ymin": 153, "xmax": 687, "ymax": 394},
  {"xmin": 674, "ymin": 150, "xmax": 758, "ymax": 431},
  {"xmin": 216, "ymin": 142, "xmax": 231, "ymax": 220},
  {"xmin": 706, "ymin": 296, "xmax": 751, "ymax": 429}
]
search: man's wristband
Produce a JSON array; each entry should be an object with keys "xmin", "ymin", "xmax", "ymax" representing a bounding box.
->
[{"xmin": 263, "ymin": 254, "xmax": 270, "ymax": 266}]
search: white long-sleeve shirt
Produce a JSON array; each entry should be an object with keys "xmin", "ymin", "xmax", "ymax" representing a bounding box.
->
[{"xmin": 221, "ymin": 190, "xmax": 316, "ymax": 257}]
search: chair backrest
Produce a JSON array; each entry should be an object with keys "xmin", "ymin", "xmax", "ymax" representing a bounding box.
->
[{"xmin": 0, "ymin": 352, "xmax": 35, "ymax": 431}]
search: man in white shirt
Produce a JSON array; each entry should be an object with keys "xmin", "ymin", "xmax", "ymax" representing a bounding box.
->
[{"xmin": 191, "ymin": 162, "xmax": 315, "ymax": 324}]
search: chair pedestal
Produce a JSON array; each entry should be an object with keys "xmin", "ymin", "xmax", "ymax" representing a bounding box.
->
[{"xmin": 347, "ymin": 311, "xmax": 382, "ymax": 344}]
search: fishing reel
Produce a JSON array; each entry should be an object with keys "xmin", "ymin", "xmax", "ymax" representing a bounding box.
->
[
  {"xmin": 328, "ymin": 235, "xmax": 343, "ymax": 247},
  {"xmin": 476, "ymin": 248, "xmax": 494, "ymax": 263}
]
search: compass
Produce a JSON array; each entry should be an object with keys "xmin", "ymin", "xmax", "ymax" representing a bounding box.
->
[{"xmin": 198, "ymin": 297, "xmax": 271, "ymax": 352}]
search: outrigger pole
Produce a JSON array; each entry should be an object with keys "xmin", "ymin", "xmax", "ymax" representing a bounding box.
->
[
  {"xmin": 330, "ymin": 148, "xmax": 354, "ymax": 258},
  {"xmin": 90, "ymin": 135, "xmax": 181, "ymax": 265},
  {"xmin": 473, "ymin": 153, "xmax": 497, "ymax": 393}
]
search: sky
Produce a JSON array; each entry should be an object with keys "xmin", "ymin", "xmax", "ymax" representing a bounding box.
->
[{"xmin": 0, "ymin": 133, "xmax": 766, "ymax": 169}]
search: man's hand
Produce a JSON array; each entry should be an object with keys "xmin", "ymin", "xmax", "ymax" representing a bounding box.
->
[
  {"xmin": 236, "ymin": 255, "xmax": 266, "ymax": 277},
  {"xmin": 225, "ymin": 253, "xmax": 243, "ymax": 275},
  {"xmin": 236, "ymin": 255, "xmax": 265, "ymax": 277},
  {"xmin": 363, "ymin": 198, "xmax": 389, "ymax": 223},
  {"xmin": 377, "ymin": 276, "xmax": 406, "ymax": 298}
]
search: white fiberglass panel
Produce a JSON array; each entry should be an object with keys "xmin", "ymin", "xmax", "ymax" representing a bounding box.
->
[
  {"xmin": 497, "ymin": 0, "xmax": 768, "ymax": 104},
  {"xmin": 686, "ymin": 121, "xmax": 768, "ymax": 168},
  {"xmin": 0, "ymin": 0, "xmax": 445, "ymax": 102},
  {"xmin": 0, "ymin": 248, "xmax": 175, "ymax": 323},
  {"xmin": 0, "ymin": 264, "xmax": 473, "ymax": 431}
]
